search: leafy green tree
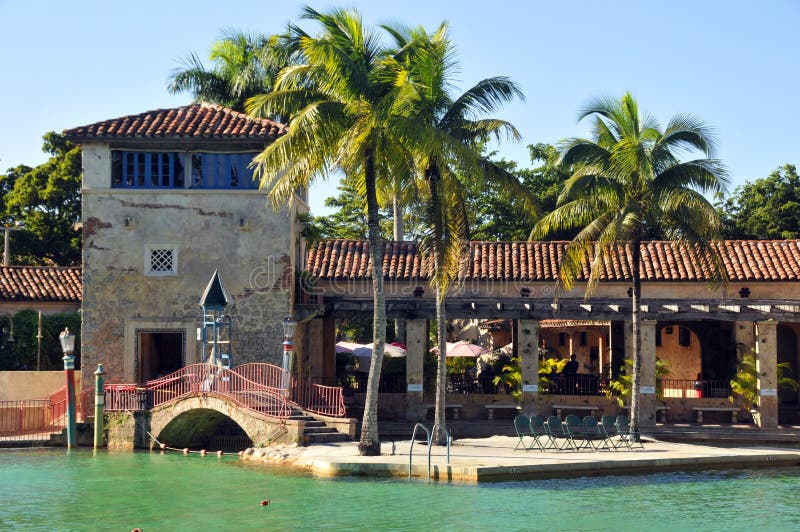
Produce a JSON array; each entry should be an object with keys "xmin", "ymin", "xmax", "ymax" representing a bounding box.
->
[
  {"xmin": 606, "ymin": 357, "xmax": 671, "ymax": 406},
  {"xmin": 1, "ymin": 132, "xmax": 81, "ymax": 265},
  {"xmin": 467, "ymin": 144, "xmax": 571, "ymax": 241},
  {"xmin": 0, "ymin": 310, "xmax": 81, "ymax": 371},
  {"xmin": 718, "ymin": 164, "xmax": 800, "ymax": 239},
  {"xmin": 169, "ymin": 28, "xmax": 295, "ymax": 114},
  {"xmin": 531, "ymin": 93, "xmax": 728, "ymax": 437},
  {"xmin": 385, "ymin": 22, "xmax": 527, "ymax": 443},
  {"xmin": 247, "ymin": 6, "xmax": 411, "ymax": 455},
  {"xmin": 312, "ymin": 178, "xmax": 395, "ymax": 240}
]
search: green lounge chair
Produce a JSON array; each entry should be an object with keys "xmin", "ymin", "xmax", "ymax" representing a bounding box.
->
[
  {"xmin": 529, "ymin": 414, "xmax": 552, "ymax": 451},
  {"xmin": 513, "ymin": 414, "xmax": 533, "ymax": 450},
  {"xmin": 582, "ymin": 415, "xmax": 612, "ymax": 451},
  {"xmin": 600, "ymin": 415, "xmax": 625, "ymax": 449},
  {"xmin": 564, "ymin": 414, "xmax": 592, "ymax": 450},
  {"xmin": 545, "ymin": 415, "xmax": 577, "ymax": 451},
  {"xmin": 615, "ymin": 415, "xmax": 645, "ymax": 450}
]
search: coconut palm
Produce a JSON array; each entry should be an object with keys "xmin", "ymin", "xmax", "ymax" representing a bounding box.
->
[
  {"xmin": 246, "ymin": 6, "xmax": 410, "ymax": 455},
  {"xmin": 384, "ymin": 23, "xmax": 529, "ymax": 443},
  {"xmin": 168, "ymin": 28, "xmax": 294, "ymax": 113},
  {"xmin": 531, "ymin": 92, "xmax": 728, "ymax": 437}
]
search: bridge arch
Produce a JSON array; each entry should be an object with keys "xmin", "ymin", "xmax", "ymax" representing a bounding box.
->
[{"xmin": 149, "ymin": 393, "xmax": 287, "ymax": 449}]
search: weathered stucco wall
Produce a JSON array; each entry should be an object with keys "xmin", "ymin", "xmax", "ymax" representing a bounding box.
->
[
  {"xmin": 81, "ymin": 187, "xmax": 293, "ymax": 384},
  {"xmin": 0, "ymin": 371, "xmax": 82, "ymax": 400}
]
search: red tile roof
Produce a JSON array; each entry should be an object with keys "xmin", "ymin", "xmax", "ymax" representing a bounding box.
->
[
  {"xmin": 0, "ymin": 267, "xmax": 82, "ymax": 302},
  {"xmin": 63, "ymin": 103, "xmax": 286, "ymax": 141},
  {"xmin": 306, "ymin": 240, "xmax": 800, "ymax": 282}
]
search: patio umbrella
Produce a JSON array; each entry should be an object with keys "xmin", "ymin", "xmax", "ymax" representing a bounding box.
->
[
  {"xmin": 431, "ymin": 340, "xmax": 488, "ymax": 357},
  {"xmin": 351, "ymin": 342, "xmax": 407, "ymax": 372},
  {"xmin": 351, "ymin": 343, "xmax": 407, "ymax": 358},
  {"xmin": 335, "ymin": 341, "xmax": 361, "ymax": 354}
]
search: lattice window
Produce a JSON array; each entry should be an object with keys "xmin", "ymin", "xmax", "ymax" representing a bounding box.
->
[{"xmin": 145, "ymin": 245, "xmax": 178, "ymax": 276}]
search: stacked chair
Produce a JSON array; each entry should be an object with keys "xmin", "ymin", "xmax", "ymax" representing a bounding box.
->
[{"xmin": 512, "ymin": 413, "xmax": 645, "ymax": 452}]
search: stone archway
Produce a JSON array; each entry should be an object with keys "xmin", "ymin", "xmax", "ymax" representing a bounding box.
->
[{"xmin": 148, "ymin": 393, "xmax": 286, "ymax": 448}]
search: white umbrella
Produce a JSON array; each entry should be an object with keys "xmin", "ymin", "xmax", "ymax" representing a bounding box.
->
[
  {"xmin": 348, "ymin": 342, "xmax": 407, "ymax": 373},
  {"xmin": 351, "ymin": 343, "xmax": 406, "ymax": 358},
  {"xmin": 335, "ymin": 341, "xmax": 361, "ymax": 354},
  {"xmin": 431, "ymin": 340, "xmax": 488, "ymax": 357}
]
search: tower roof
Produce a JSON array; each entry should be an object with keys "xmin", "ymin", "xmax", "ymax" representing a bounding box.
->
[{"xmin": 199, "ymin": 270, "xmax": 231, "ymax": 309}]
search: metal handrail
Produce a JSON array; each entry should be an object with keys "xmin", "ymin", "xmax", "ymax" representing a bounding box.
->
[
  {"xmin": 430, "ymin": 423, "xmax": 451, "ymax": 468},
  {"xmin": 408, "ymin": 422, "xmax": 431, "ymax": 481}
]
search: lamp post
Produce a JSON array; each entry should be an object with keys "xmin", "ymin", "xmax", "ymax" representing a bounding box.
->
[
  {"xmin": 281, "ymin": 317, "xmax": 297, "ymax": 396},
  {"xmin": 2, "ymin": 221, "xmax": 24, "ymax": 266},
  {"xmin": 59, "ymin": 327, "xmax": 77, "ymax": 449}
]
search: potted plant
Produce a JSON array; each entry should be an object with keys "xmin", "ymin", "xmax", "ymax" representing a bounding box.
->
[
  {"xmin": 729, "ymin": 349, "xmax": 799, "ymax": 426},
  {"xmin": 606, "ymin": 357, "xmax": 671, "ymax": 407}
]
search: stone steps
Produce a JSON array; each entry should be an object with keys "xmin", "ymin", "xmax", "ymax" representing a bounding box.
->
[{"xmin": 290, "ymin": 406, "xmax": 352, "ymax": 445}]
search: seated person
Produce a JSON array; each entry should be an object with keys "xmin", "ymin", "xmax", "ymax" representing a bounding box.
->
[{"xmin": 562, "ymin": 354, "xmax": 579, "ymax": 376}]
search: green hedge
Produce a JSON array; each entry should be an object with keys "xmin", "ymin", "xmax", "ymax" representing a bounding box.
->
[{"xmin": 0, "ymin": 310, "xmax": 80, "ymax": 371}]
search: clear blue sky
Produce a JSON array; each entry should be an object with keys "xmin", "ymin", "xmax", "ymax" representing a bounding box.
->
[{"xmin": 1, "ymin": 0, "xmax": 798, "ymax": 215}]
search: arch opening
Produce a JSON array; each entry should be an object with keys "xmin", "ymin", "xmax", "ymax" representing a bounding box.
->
[{"xmin": 156, "ymin": 408, "xmax": 252, "ymax": 452}]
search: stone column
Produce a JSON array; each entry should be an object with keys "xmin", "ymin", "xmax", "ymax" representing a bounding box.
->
[
  {"xmin": 405, "ymin": 319, "xmax": 427, "ymax": 421},
  {"xmin": 735, "ymin": 321, "xmax": 755, "ymax": 361},
  {"xmin": 638, "ymin": 320, "xmax": 657, "ymax": 428},
  {"xmin": 322, "ymin": 315, "xmax": 336, "ymax": 386},
  {"xmin": 518, "ymin": 320, "xmax": 540, "ymax": 414},
  {"xmin": 308, "ymin": 318, "xmax": 324, "ymax": 384},
  {"xmin": 755, "ymin": 320, "xmax": 779, "ymax": 428}
]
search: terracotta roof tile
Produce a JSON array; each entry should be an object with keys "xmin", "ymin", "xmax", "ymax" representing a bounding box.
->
[
  {"xmin": 63, "ymin": 103, "xmax": 287, "ymax": 142},
  {"xmin": 306, "ymin": 240, "xmax": 800, "ymax": 282},
  {"xmin": 0, "ymin": 267, "xmax": 82, "ymax": 302}
]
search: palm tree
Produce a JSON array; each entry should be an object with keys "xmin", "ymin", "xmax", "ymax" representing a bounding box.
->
[
  {"xmin": 168, "ymin": 28, "xmax": 294, "ymax": 113},
  {"xmin": 531, "ymin": 92, "xmax": 727, "ymax": 436},
  {"xmin": 246, "ymin": 6, "xmax": 410, "ymax": 455},
  {"xmin": 385, "ymin": 23, "xmax": 529, "ymax": 443}
]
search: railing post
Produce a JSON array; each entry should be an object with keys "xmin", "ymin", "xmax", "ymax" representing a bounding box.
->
[
  {"xmin": 93, "ymin": 364, "xmax": 105, "ymax": 450},
  {"xmin": 63, "ymin": 353, "xmax": 77, "ymax": 449}
]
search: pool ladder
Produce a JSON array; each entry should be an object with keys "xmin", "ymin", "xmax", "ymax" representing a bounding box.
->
[{"xmin": 408, "ymin": 422, "xmax": 451, "ymax": 481}]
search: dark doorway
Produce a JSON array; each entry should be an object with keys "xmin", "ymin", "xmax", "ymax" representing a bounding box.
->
[
  {"xmin": 138, "ymin": 330, "xmax": 184, "ymax": 382},
  {"xmin": 778, "ymin": 325, "xmax": 798, "ymax": 405}
]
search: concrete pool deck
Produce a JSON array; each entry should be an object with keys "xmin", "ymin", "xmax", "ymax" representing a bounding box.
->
[{"xmin": 242, "ymin": 436, "xmax": 800, "ymax": 482}]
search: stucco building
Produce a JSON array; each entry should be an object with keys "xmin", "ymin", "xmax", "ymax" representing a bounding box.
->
[{"xmin": 64, "ymin": 103, "xmax": 305, "ymax": 386}]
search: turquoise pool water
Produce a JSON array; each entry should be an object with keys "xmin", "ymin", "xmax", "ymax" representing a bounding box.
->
[{"xmin": 1, "ymin": 448, "xmax": 799, "ymax": 531}]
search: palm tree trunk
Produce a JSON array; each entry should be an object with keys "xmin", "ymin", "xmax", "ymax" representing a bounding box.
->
[
  {"xmin": 433, "ymin": 281, "xmax": 448, "ymax": 445},
  {"xmin": 629, "ymin": 239, "xmax": 642, "ymax": 440},
  {"xmin": 393, "ymin": 194, "xmax": 406, "ymax": 343},
  {"xmin": 428, "ymin": 166, "xmax": 448, "ymax": 445},
  {"xmin": 358, "ymin": 148, "xmax": 386, "ymax": 456},
  {"xmin": 393, "ymin": 194, "xmax": 404, "ymax": 241}
]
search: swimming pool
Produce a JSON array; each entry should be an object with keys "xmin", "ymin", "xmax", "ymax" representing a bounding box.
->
[{"xmin": 1, "ymin": 448, "xmax": 798, "ymax": 530}]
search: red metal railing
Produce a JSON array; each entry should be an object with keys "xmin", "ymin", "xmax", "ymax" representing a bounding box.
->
[
  {"xmin": 2, "ymin": 362, "xmax": 346, "ymax": 437},
  {"xmin": 292, "ymin": 379, "xmax": 347, "ymax": 418},
  {"xmin": 0, "ymin": 398, "xmax": 64, "ymax": 440},
  {"xmin": 660, "ymin": 378, "xmax": 731, "ymax": 399},
  {"xmin": 235, "ymin": 362, "xmax": 347, "ymax": 418},
  {"xmin": 104, "ymin": 364, "xmax": 295, "ymax": 419}
]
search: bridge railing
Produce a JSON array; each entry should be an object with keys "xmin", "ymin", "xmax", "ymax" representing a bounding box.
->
[
  {"xmin": 236, "ymin": 362, "xmax": 347, "ymax": 418},
  {"xmin": 291, "ymin": 379, "xmax": 347, "ymax": 418},
  {"xmin": 105, "ymin": 364, "xmax": 294, "ymax": 419}
]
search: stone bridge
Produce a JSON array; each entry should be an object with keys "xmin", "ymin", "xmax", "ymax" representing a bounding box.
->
[
  {"xmin": 106, "ymin": 392, "xmax": 297, "ymax": 450},
  {"xmin": 105, "ymin": 392, "xmax": 355, "ymax": 450}
]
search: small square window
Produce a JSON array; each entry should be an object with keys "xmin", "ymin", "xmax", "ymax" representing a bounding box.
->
[{"xmin": 145, "ymin": 245, "xmax": 178, "ymax": 276}]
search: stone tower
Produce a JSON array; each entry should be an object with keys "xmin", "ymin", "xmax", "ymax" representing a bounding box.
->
[{"xmin": 64, "ymin": 103, "xmax": 306, "ymax": 384}]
